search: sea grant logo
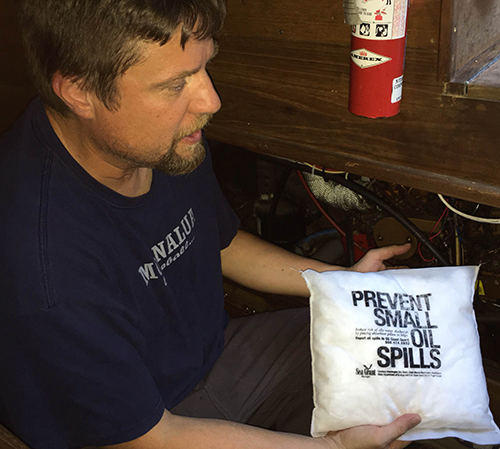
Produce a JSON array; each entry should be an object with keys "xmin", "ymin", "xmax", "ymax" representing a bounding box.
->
[
  {"xmin": 351, "ymin": 48, "xmax": 392, "ymax": 69},
  {"xmin": 355, "ymin": 364, "xmax": 376, "ymax": 378}
]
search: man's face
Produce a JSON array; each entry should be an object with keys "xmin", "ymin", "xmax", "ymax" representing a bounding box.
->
[{"xmin": 86, "ymin": 28, "xmax": 221, "ymax": 175}]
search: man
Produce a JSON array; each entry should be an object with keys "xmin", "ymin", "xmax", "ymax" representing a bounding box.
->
[{"xmin": 0, "ymin": 0, "xmax": 418, "ymax": 448}]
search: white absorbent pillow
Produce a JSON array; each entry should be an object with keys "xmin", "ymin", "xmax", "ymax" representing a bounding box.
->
[{"xmin": 302, "ymin": 265, "xmax": 500, "ymax": 444}]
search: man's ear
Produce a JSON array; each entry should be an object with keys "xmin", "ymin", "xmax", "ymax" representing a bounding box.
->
[{"xmin": 51, "ymin": 72, "xmax": 95, "ymax": 119}]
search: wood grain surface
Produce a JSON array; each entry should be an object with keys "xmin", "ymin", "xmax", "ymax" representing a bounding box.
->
[
  {"xmin": 452, "ymin": 0, "xmax": 500, "ymax": 75},
  {"xmin": 1, "ymin": 0, "xmax": 499, "ymax": 207},
  {"xmin": 206, "ymin": 0, "xmax": 500, "ymax": 207}
]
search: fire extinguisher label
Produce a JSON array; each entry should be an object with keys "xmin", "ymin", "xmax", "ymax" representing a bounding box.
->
[
  {"xmin": 391, "ymin": 75, "xmax": 404, "ymax": 103},
  {"xmin": 352, "ymin": 0, "xmax": 408, "ymax": 41},
  {"xmin": 350, "ymin": 48, "xmax": 392, "ymax": 69}
]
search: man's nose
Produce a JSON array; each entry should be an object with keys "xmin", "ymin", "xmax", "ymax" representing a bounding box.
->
[{"xmin": 191, "ymin": 72, "xmax": 221, "ymax": 115}]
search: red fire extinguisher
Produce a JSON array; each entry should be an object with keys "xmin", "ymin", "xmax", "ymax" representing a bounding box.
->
[{"xmin": 348, "ymin": 0, "xmax": 410, "ymax": 118}]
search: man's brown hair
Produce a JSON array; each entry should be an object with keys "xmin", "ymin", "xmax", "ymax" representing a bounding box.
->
[{"xmin": 19, "ymin": 0, "xmax": 227, "ymax": 116}]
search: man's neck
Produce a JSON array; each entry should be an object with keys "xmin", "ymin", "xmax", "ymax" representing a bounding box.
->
[{"xmin": 46, "ymin": 108, "xmax": 153, "ymax": 197}]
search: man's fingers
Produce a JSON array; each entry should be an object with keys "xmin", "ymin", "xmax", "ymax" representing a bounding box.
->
[
  {"xmin": 324, "ymin": 415, "xmax": 421, "ymax": 449},
  {"xmin": 378, "ymin": 414, "xmax": 421, "ymax": 448},
  {"xmin": 372, "ymin": 243, "xmax": 411, "ymax": 260}
]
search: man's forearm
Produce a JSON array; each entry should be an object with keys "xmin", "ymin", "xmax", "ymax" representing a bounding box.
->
[
  {"xmin": 105, "ymin": 410, "xmax": 328, "ymax": 449},
  {"xmin": 162, "ymin": 413, "xmax": 326, "ymax": 449},
  {"xmin": 104, "ymin": 409, "xmax": 421, "ymax": 449},
  {"xmin": 220, "ymin": 230, "xmax": 412, "ymax": 297},
  {"xmin": 220, "ymin": 229, "xmax": 342, "ymax": 297}
]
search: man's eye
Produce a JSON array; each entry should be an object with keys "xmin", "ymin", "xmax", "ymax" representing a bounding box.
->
[{"xmin": 171, "ymin": 80, "xmax": 186, "ymax": 92}]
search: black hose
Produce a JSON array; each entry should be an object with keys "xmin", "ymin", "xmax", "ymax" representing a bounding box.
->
[
  {"xmin": 328, "ymin": 174, "xmax": 450, "ymax": 266},
  {"xmin": 257, "ymin": 154, "xmax": 450, "ymax": 266}
]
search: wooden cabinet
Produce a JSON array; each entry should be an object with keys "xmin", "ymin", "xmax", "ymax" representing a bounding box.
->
[{"xmin": 206, "ymin": 0, "xmax": 500, "ymax": 206}]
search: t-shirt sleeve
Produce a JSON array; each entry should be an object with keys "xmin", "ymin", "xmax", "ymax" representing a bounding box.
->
[
  {"xmin": 0, "ymin": 294, "xmax": 164, "ymax": 449},
  {"xmin": 204, "ymin": 142, "xmax": 240, "ymax": 250}
]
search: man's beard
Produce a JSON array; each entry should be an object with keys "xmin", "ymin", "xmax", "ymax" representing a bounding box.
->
[
  {"xmin": 153, "ymin": 138, "xmax": 206, "ymax": 176},
  {"xmin": 91, "ymin": 113, "xmax": 212, "ymax": 176}
]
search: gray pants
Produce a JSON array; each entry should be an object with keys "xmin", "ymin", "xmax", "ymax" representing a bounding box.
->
[{"xmin": 171, "ymin": 307, "xmax": 313, "ymax": 435}]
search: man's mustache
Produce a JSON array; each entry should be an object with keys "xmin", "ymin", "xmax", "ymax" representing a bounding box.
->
[{"xmin": 178, "ymin": 113, "xmax": 213, "ymax": 140}]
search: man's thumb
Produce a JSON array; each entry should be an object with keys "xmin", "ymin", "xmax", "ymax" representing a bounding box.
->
[{"xmin": 380, "ymin": 414, "xmax": 421, "ymax": 447}]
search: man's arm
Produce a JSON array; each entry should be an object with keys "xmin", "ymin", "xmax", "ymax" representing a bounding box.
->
[
  {"xmin": 102, "ymin": 232, "xmax": 417, "ymax": 449},
  {"xmin": 220, "ymin": 230, "xmax": 410, "ymax": 297},
  {"xmin": 103, "ymin": 409, "xmax": 420, "ymax": 449}
]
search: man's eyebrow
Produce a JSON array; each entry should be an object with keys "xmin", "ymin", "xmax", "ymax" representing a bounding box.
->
[
  {"xmin": 151, "ymin": 41, "xmax": 220, "ymax": 90},
  {"xmin": 151, "ymin": 68, "xmax": 200, "ymax": 90}
]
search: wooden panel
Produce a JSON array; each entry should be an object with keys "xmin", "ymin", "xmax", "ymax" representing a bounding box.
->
[
  {"xmin": 472, "ymin": 57, "xmax": 500, "ymax": 88},
  {"xmin": 440, "ymin": 0, "xmax": 500, "ymax": 85},
  {"xmin": 206, "ymin": 0, "xmax": 500, "ymax": 207},
  {"xmin": 215, "ymin": 36, "xmax": 439, "ymax": 89},
  {"xmin": 452, "ymin": 0, "xmax": 500, "ymax": 75},
  {"xmin": 437, "ymin": 0, "xmax": 454, "ymax": 81},
  {"xmin": 454, "ymin": 40, "xmax": 500, "ymax": 85},
  {"xmin": 465, "ymin": 84, "xmax": 500, "ymax": 102},
  {"xmin": 207, "ymin": 34, "xmax": 500, "ymax": 207},
  {"xmin": 222, "ymin": 0, "xmax": 440, "ymax": 51},
  {"xmin": 445, "ymin": 74, "xmax": 500, "ymax": 102}
]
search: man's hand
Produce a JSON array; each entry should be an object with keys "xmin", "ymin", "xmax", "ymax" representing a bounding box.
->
[
  {"xmin": 322, "ymin": 414, "xmax": 421, "ymax": 449},
  {"xmin": 350, "ymin": 244, "xmax": 411, "ymax": 273}
]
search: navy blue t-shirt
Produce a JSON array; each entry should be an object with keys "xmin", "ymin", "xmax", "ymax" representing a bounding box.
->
[{"xmin": 0, "ymin": 99, "xmax": 240, "ymax": 448}]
